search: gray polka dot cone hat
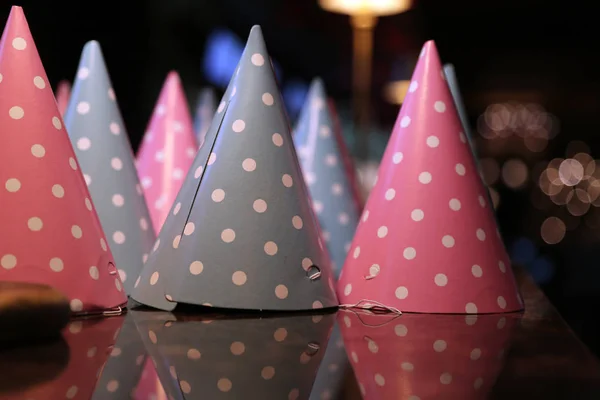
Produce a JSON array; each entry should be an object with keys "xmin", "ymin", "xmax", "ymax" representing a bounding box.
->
[
  {"xmin": 308, "ymin": 322, "xmax": 349, "ymax": 400},
  {"xmin": 131, "ymin": 26, "xmax": 338, "ymax": 312},
  {"xmin": 193, "ymin": 87, "xmax": 217, "ymax": 147},
  {"xmin": 294, "ymin": 79, "xmax": 361, "ymax": 278},
  {"xmin": 64, "ymin": 41, "xmax": 156, "ymax": 295},
  {"xmin": 132, "ymin": 311, "xmax": 335, "ymax": 399},
  {"xmin": 91, "ymin": 317, "xmax": 148, "ymax": 400}
]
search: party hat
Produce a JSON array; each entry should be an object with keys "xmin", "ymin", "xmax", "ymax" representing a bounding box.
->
[
  {"xmin": 136, "ymin": 72, "xmax": 197, "ymax": 232},
  {"xmin": 91, "ymin": 316, "xmax": 148, "ymax": 400},
  {"xmin": 0, "ymin": 316, "xmax": 124, "ymax": 400},
  {"xmin": 443, "ymin": 64, "xmax": 476, "ymax": 158},
  {"xmin": 308, "ymin": 322, "xmax": 349, "ymax": 400},
  {"xmin": 131, "ymin": 26, "xmax": 337, "ymax": 312},
  {"xmin": 193, "ymin": 87, "xmax": 217, "ymax": 147},
  {"xmin": 133, "ymin": 311, "xmax": 334, "ymax": 399},
  {"xmin": 55, "ymin": 79, "xmax": 71, "ymax": 116},
  {"xmin": 338, "ymin": 311, "xmax": 516, "ymax": 400},
  {"xmin": 132, "ymin": 359, "xmax": 168, "ymax": 400},
  {"xmin": 0, "ymin": 6, "xmax": 126, "ymax": 314},
  {"xmin": 294, "ymin": 79, "xmax": 361, "ymax": 277},
  {"xmin": 64, "ymin": 41, "xmax": 156, "ymax": 295},
  {"xmin": 336, "ymin": 41, "xmax": 522, "ymax": 314}
]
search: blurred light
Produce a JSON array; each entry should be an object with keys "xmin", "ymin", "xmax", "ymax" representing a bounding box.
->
[
  {"xmin": 319, "ymin": 0, "xmax": 412, "ymax": 16},
  {"xmin": 528, "ymin": 256, "xmax": 556, "ymax": 284},
  {"xmin": 589, "ymin": 179, "xmax": 600, "ymax": 206},
  {"xmin": 383, "ymin": 80, "xmax": 410, "ymax": 105},
  {"xmin": 550, "ymin": 185, "xmax": 574, "ymax": 205},
  {"xmin": 489, "ymin": 187, "xmax": 500, "ymax": 209},
  {"xmin": 567, "ymin": 189, "xmax": 591, "ymax": 216},
  {"xmin": 480, "ymin": 158, "xmax": 500, "ymax": 185},
  {"xmin": 523, "ymin": 135, "xmax": 548, "ymax": 152},
  {"xmin": 558, "ymin": 158, "xmax": 584, "ymax": 186},
  {"xmin": 477, "ymin": 114, "xmax": 497, "ymax": 139},
  {"xmin": 501, "ymin": 159, "xmax": 528, "ymax": 189},
  {"xmin": 566, "ymin": 140, "xmax": 590, "ymax": 157},
  {"xmin": 282, "ymin": 80, "xmax": 309, "ymax": 118},
  {"xmin": 203, "ymin": 29, "xmax": 244, "ymax": 87},
  {"xmin": 540, "ymin": 217, "xmax": 566, "ymax": 244},
  {"xmin": 510, "ymin": 237, "xmax": 537, "ymax": 265},
  {"xmin": 539, "ymin": 168, "xmax": 562, "ymax": 196}
]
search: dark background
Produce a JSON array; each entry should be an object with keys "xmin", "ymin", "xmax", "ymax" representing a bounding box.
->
[{"xmin": 3, "ymin": 0, "xmax": 600, "ymax": 355}]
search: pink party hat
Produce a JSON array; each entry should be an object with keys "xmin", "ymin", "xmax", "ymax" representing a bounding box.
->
[
  {"xmin": 0, "ymin": 6, "xmax": 127, "ymax": 314},
  {"xmin": 338, "ymin": 311, "xmax": 516, "ymax": 400},
  {"xmin": 55, "ymin": 79, "xmax": 71, "ymax": 116},
  {"xmin": 136, "ymin": 71, "xmax": 197, "ymax": 232},
  {"xmin": 1, "ymin": 317, "xmax": 124, "ymax": 400},
  {"xmin": 132, "ymin": 359, "xmax": 167, "ymax": 400},
  {"xmin": 337, "ymin": 41, "xmax": 522, "ymax": 314}
]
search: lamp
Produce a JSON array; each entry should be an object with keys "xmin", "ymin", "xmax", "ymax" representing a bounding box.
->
[{"xmin": 319, "ymin": 0, "xmax": 412, "ymax": 159}]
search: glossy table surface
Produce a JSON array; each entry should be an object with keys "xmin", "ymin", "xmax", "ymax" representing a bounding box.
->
[{"xmin": 1, "ymin": 269, "xmax": 599, "ymax": 400}]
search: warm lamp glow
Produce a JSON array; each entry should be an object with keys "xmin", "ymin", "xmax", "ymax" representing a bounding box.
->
[
  {"xmin": 383, "ymin": 80, "xmax": 411, "ymax": 105},
  {"xmin": 319, "ymin": 0, "xmax": 412, "ymax": 17}
]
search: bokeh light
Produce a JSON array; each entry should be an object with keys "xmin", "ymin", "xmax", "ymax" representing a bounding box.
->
[
  {"xmin": 540, "ymin": 216, "xmax": 566, "ymax": 244},
  {"xmin": 501, "ymin": 158, "xmax": 528, "ymax": 189},
  {"xmin": 480, "ymin": 157, "xmax": 500, "ymax": 185}
]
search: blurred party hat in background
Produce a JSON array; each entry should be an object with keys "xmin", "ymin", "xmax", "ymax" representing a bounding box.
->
[
  {"xmin": 294, "ymin": 78, "xmax": 361, "ymax": 276},
  {"xmin": 133, "ymin": 311, "xmax": 334, "ymax": 399},
  {"xmin": 443, "ymin": 64, "xmax": 476, "ymax": 159},
  {"xmin": 0, "ymin": 6, "xmax": 126, "ymax": 314},
  {"xmin": 132, "ymin": 26, "xmax": 337, "ymax": 312},
  {"xmin": 336, "ymin": 41, "xmax": 522, "ymax": 314},
  {"xmin": 64, "ymin": 41, "xmax": 156, "ymax": 295},
  {"xmin": 136, "ymin": 72, "xmax": 197, "ymax": 232},
  {"xmin": 338, "ymin": 311, "xmax": 516, "ymax": 400},
  {"xmin": 193, "ymin": 87, "xmax": 217, "ymax": 147},
  {"xmin": 55, "ymin": 80, "xmax": 71, "ymax": 116}
]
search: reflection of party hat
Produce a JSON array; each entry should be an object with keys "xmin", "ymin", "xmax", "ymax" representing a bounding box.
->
[
  {"xmin": 338, "ymin": 311, "xmax": 516, "ymax": 400},
  {"xmin": 136, "ymin": 72, "xmax": 197, "ymax": 232},
  {"xmin": 64, "ymin": 41, "xmax": 156, "ymax": 295},
  {"xmin": 133, "ymin": 311, "xmax": 334, "ymax": 399},
  {"xmin": 0, "ymin": 6, "xmax": 126, "ymax": 314},
  {"xmin": 132, "ymin": 26, "xmax": 337, "ymax": 312},
  {"xmin": 309, "ymin": 322, "xmax": 349, "ymax": 400},
  {"xmin": 132, "ymin": 359, "xmax": 168, "ymax": 400},
  {"xmin": 443, "ymin": 64, "xmax": 476, "ymax": 159},
  {"xmin": 294, "ymin": 79, "xmax": 361, "ymax": 277},
  {"xmin": 91, "ymin": 316, "xmax": 148, "ymax": 400},
  {"xmin": 1, "ymin": 317, "xmax": 124, "ymax": 400},
  {"xmin": 55, "ymin": 80, "xmax": 71, "ymax": 116},
  {"xmin": 193, "ymin": 87, "xmax": 217, "ymax": 147},
  {"xmin": 337, "ymin": 41, "xmax": 522, "ymax": 314}
]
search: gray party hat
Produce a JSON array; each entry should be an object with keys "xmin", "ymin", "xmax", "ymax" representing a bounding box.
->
[
  {"xmin": 91, "ymin": 316, "xmax": 148, "ymax": 400},
  {"xmin": 133, "ymin": 311, "xmax": 335, "ymax": 399},
  {"xmin": 131, "ymin": 26, "xmax": 338, "ymax": 312},
  {"xmin": 193, "ymin": 87, "xmax": 217, "ymax": 147},
  {"xmin": 294, "ymin": 79, "xmax": 360, "ymax": 277},
  {"xmin": 308, "ymin": 322, "xmax": 349, "ymax": 400},
  {"xmin": 64, "ymin": 41, "xmax": 156, "ymax": 295},
  {"xmin": 443, "ymin": 64, "xmax": 476, "ymax": 159}
]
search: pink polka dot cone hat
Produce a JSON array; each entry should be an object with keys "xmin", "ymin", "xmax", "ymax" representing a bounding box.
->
[
  {"xmin": 4, "ymin": 316, "xmax": 124, "ymax": 400},
  {"xmin": 294, "ymin": 78, "xmax": 361, "ymax": 278},
  {"xmin": 336, "ymin": 41, "xmax": 523, "ymax": 314},
  {"xmin": 0, "ymin": 6, "xmax": 126, "ymax": 315},
  {"xmin": 132, "ymin": 311, "xmax": 335, "ymax": 399},
  {"xmin": 64, "ymin": 40, "xmax": 156, "ymax": 296},
  {"xmin": 131, "ymin": 26, "xmax": 338, "ymax": 312},
  {"xmin": 132, "ymin": 359, "xmax": 167, "ymax": 400},
  {"xmin": 337, "ymin": 311, "xmax": 516, "ymax": 400},
  {"xmin": 136, "ymin": 71, "xmax": 198, "ymax": 232},
  {"xmin": 55, "ymin": 80, "xmax": 71, "ymax": 117}
]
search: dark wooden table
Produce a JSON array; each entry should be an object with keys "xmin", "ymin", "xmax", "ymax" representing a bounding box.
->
[{"xmin": 1, "ymin": 268, "xmax": 599, "ymax": 399}]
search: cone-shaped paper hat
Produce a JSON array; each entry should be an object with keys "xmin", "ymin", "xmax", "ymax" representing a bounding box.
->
[
  {"xmin": 0, "ymin": 6, "xmax": 127, "ymax": 314},
  {"xmin": 308, "ymin": 322, "xmax": 349, "ymax": 400},
  {"xmin": 64, "ymin": 41, "xmax": 156, "ymax": 295},
  {"xmin": 132, "ymin": 359, "xmax": 168, "ymax": 400},
  {"xmin": 55, "ymin": 79, "xmax": 71, "ymax": 116},
  {"xmin": 91, "ymin": 316, "xmax": 148, "ymax": 400},
  {"xmin": 443, "ymin": 64, "xmax": 476, "ymax": 158},
  {"xmin": 131, "ymin": 26, "xmax": 337, "ymax": 312},
  {"xmin": 336, "ymin": 41, "xmax": 522, "ymax": 314},
  {"xmin": 1, "ymin": 317, "xmax": 124, "ymax": 400},
  {"xmin": 193, "ymin": 87, "xmax": 217, "ymax": 147},
  {"xmin": 338, "ymin": 311, "xmax": 516, "ymax": 400},
  {"xmin": 136, "ymin": 72, "xmax": 197, "ymax": 232},
  {"xmin": 133, "ymin": 311, "xmax": 334, "ymax": 399},
  {"xmin": 294, "ymin": 79, "xmax": 361, "ymax": 277}
]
